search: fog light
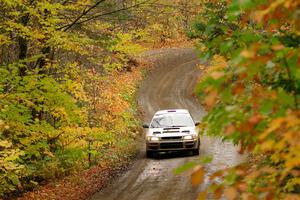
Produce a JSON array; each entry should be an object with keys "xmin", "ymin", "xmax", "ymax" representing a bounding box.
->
[
  {"xmin": 183, "ymin": 135, "xmax": 193, "ymax": 140},
  {"xmin": 147, "ymin": 136, "xmax": 160, "ymax": 141}
]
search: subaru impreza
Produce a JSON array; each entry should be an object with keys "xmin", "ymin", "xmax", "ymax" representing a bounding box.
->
[{"xmin": 143, "ymin": 109, "xmax": 200, "ymax": 157}]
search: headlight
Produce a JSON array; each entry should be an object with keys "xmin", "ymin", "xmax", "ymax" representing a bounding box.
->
[
  {"xmin": 183, "ymin": 135, "xmax": 193, "ymax": 140},
  {"xmin": 147, "ymin": 136, "xmax": 160, "ymax": 141}
]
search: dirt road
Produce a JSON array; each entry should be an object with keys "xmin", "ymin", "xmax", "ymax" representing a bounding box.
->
[{"xmin": 91, "ymin": 48, "xmax": 245, "ymax": 200}]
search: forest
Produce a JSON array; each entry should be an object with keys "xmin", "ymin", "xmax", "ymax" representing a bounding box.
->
[
  {"xmin": 0, "ymin": 0, "xmax": 199, "ymax": 198},
  {"xmin": 1, "ymin": 0, "xmax": 299, "ymax": 199}
]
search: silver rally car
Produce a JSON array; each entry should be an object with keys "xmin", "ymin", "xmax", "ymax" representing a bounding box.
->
[{"xmin": 143, "ymin": 109, "xmax": 200, "ymax": 158}]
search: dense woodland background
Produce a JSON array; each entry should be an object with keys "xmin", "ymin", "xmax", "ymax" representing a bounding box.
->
[
  {"xmin": 0, "ymin": 0, "xmax": 199, "ymax": 197},
  {"xmin": 1, "ymin": 0, "xmax": 300, "ymax": 199}
]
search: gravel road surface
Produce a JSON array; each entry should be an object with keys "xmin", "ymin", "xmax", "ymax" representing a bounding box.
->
[{"xmin": 91, "ymin": 48, "xmax": 245, "ymax": 200}]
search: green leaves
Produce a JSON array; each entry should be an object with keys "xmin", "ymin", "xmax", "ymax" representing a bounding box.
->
[
  {"xmin": 174, "ymin": 161, "xmax": 197, "ymax": 175},
  {"xmin": 192, "ymin": 0, "xmax": 300, "ymax": 198}
]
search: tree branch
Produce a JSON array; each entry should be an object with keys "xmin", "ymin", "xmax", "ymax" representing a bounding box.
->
[
  {"xmin": 61, "ymin": 0, "xmax": 156, "ymax": 28},
  {"xmin": 59, "ymin": 0, "xmax": 106, "ymax": 31}
]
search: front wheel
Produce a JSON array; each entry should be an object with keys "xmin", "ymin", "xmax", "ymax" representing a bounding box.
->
[
  {"xmin": 146, "ymin": 151, "xmax": 153, "ymax": 158},
  {"xmin": 192, "ymin": 148, "xmax": 199, "ymax": 156}
]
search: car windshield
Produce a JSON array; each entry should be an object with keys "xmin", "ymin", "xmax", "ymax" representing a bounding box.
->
[{"xmin": 150, "ymin": 114, "xmax": 194, "ymax": 128}]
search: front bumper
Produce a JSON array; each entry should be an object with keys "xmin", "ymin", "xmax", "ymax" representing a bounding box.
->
[{"xmin": 146, "ymin": 139, "xmax": 199, "ymax": 151}]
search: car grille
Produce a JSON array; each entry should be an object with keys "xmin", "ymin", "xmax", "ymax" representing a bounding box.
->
[
  {"xmin": 162, "ymin": 127, "xmax": 181, "ymax": 134},
  {"xmin": 160, "ymin": 142, "xmax": 183, "ymax": 149},
  {"xmin": 162, "ymin": 131, "xmax": 180, "ymax": 133},
  {"xmin": 161, "ymin": 136, "xmax": 182, "ymax": 140},
  {"xmin": 163, "ymin": 127, "xmax": 180, "ymax": 130}
]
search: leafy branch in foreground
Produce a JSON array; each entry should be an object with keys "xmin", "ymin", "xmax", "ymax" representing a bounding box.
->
[{"xmin": 189, "ymin": 0, "xmax": 300, "ymax": 199}]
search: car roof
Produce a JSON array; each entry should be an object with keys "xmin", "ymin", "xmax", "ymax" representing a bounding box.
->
[{"xmin": 154, "ymin": 109, "xmax": 190, "ymax": 116}]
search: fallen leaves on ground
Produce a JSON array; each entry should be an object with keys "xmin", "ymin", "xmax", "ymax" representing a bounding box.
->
[{"xmin": 18, "ymin": 155, "xmax": 135, "ymax": 200}]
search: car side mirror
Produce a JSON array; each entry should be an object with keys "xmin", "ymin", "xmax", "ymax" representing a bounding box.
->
[
  {"xmin": 143, "ymin": 124, "xmax": 149, "ymax": 128},
  {"xmin": 195, "ymin": 122, "xmax": 200, "ymax": 126}
]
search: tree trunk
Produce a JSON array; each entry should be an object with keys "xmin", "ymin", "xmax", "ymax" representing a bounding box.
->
[{"xmin": 18, "ymin": 13, "xmax": 30, "ymax": 76}]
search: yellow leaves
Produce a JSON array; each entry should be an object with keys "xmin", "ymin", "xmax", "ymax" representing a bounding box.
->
[
  {"xmin": 0, "ymin": 120, "xmax": 10, "ymax": 131},
  {"xmin": 36, "ymin": 1, "xmax": 64, "ymax": 15},
  {"xmin": 283, "ymin": 136, "xmax": 300, "ymax": 169},
  {"xmin": 245, "ymin": 170, "xmax": 260, "ymax": 182},
  {"xmin": 111, "ymin": 32, "xmax": 146, "ymax": 56},
  {"xmin": 259, "ymin": 139, "xmax": 275, "ymax": 152},
  {"xmin": 250, "ymin": 0, "xmax": 300, "ymax": 33},
  {"xmin": 224, "ymin": 124, "xmax": 235, "ymax": 136},
  {"xmin": 209, "ymin": 170, "xmax": 224, "ymax": 181},
  {"xmin": 51, "ymin": 107, "xmax": 68, "ymax": 120},
  {"xmin": 243, "ymin": 111, "xmax": 300, "ymax": 196},
  {"xmin": 212, "ymin": 55, "xmax": 227, "ymax": 69},
  {"xmin": 5, "ymin": 21, "xmax": 45, "ymax": 42},
  {"xmin": 241, "ymin": 50, "xmax": 255, "ymax": 58},
  {"xmin": 284, "ymin": 194, "xmax": 300, "ymax": 200},
  {"xmin": 284, "ymin": 177, "xmax": 300, "ymax": 195},
  {"xmin": 194, "ymin": 0, "xmax": 300, "ymax": 198},
  {"xmin": 0, "ymin": 0, "xmax": 23, "ymax": 8},
  {"xmin": 237, "ymin": 183, "xmax": 248, "ymax": 192},
  {"xmin": 0, "ymin": 140, "xmax": 12, "ymax": 148},
  {"xmin": 191, "ymin": 165, "xmax": 205, "ymax": 186},
  {"xmin": 197, "ymin": 55, "xmax": 227, "ymax": 84},
  {"xmin": 257, "ymin": 112, "xmax": 300, "ymax": 171},
  {"xmin": 0, "ymin": 34, "xmax": 11, "ymax": 46},
  {"xmin": 252, "ymin": 9, "xmax": 268, "ymax": 24},
  {"xmin": 285, "ymin": 157, "xmax": 300, "ymax": 170},
  {"xmin": 224, "ymin": 187, "xmax": 238, "ymax": 200},
  {"xmin": 43, "ymin": 150, "xmax": 54, "ymax": 158},
  {"xmin": 196, "ymin": 55, "xmax": 228, "ymax": 110},
  {"xmin": 60, "ymin": 33, "xmax": 90, "ymax": 55},
  {"xmin": 5, "ymin": 21, "xmax": 30, "ymax": 37},
  {"xmin": 259, "ymin": 117, "xmax": 285, "ymax": 140},
  {"xmin": 85, "ymin": 59, "xmax": 145, "ymax": 135},
  {"xmin": 210, "ymin": 71, "xmax": 224, "ymax": 80},
  {"xmin": 204, "ymin": 88, "xmax": 218, "ymax": 110},
  {"xmin": 260, "ymin": 166, "xmax": 276, "ymax": 174},
  {"xmin": 65, "ymin": 80, "xmax": 88, "ymax": 102},
  {"xmin": 197, "ymin": 191, "xmax": 207, "ymax": 200},
  {"xmin": 271, "ymin": 44, "xmax": 285, "ymax": 51},
  {"xmin": 197, "ymin": 63, "xmax": 205, "ymax": 70},
  {"xmin": 286, "ymin": 115, "xmax": 300, "ymax": 127},
  {"xmin": 259, "ymin": 114, "xmax": 300, "ymax": 142}
]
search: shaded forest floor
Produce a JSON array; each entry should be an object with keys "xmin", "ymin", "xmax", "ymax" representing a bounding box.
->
[{"xmin": 18, "ymin": 146, "xmax": 139, "ymax": 200}]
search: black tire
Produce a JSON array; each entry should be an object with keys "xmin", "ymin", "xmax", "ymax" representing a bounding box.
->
[
  {"xmin": 192, "ymin": 148, "xmax": 199, "ymax": 156},
  {"xmin": 146, "ymin": 151, "xmax": 153, "ymax": 158}
]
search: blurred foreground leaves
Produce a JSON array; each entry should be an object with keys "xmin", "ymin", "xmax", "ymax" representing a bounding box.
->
[{"xmin": 190, "ymin": 0, "xmax": 300, "ymax": 198}]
